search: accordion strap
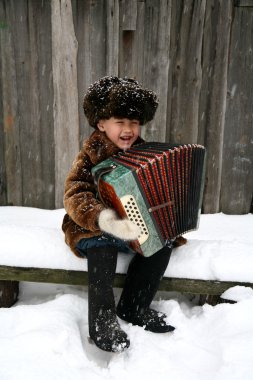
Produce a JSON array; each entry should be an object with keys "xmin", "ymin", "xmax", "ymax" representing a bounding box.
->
[{"xmin": 93, "ymin": 165, "xmax": 117, "ymax": 206}]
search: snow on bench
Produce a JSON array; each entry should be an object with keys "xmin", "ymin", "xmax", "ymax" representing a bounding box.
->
[{"xmin": 0, "ymin": 206, "xmax": 253, "ymax": 295}]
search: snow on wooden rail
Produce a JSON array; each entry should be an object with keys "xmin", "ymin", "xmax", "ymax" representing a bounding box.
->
[{"xmin": 0, "ymin": 207, "xmax": 253, "ymax": 295}]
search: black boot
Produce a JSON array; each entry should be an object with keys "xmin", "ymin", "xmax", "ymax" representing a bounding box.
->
[
  {"xmin": 87, "ymin": 246, "xmax": 130, "ymax": 352},
  {"xmin": 117, "ymin": 246, "xmax": 175, "ymax": 333}
]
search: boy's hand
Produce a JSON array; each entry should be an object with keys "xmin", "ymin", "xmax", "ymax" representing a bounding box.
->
[{"xmin": 98, "ymin": 209, "xmax": 140, "ymax": 241}]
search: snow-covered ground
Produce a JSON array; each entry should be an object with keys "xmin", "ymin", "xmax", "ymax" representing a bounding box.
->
[{"xmin": 0, "ymin": 207, "xmax": 253, "ymax": 379}]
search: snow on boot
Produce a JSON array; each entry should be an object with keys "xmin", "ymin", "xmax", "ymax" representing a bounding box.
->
[
  {"xmin": 87, "ymin": 247, "xmax": 130, "ymax": 352},
  {"xmin": 118, "ymin": 308, "xmax": 175, "ymax": 333},
  {"xmin": 89, "ymin": 309, "xmax": 130, "ymax": 352},
  {"xmin": 117, "ymin": 246, "xmax": 175, "ymax": 333}
]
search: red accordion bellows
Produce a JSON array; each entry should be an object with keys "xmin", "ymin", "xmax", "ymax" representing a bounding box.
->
[{"xmin": 113, "ymin": 142, "xmax": 206, "ymax": 242}]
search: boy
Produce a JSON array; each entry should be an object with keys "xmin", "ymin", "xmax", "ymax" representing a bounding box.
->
[{"xmin": 62, "ymin": 76, "xmax": 176, "ymax": 353}]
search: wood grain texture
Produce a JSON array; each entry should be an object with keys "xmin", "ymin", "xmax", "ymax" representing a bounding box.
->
[
  {"xmin": 0, "ymin": 0, "xmax": 252, "ymax": 213},
  {"xmin": 168, "ymin": 0, "xmax": 206, "ymax": 144},
  {"xmin": 72, "ymin": 0, "xmax": 107, "ymax": 143},
  {"xmin": 0, "ymin": 265, "xmax": 252, "ymax": 295},
  {"xmin": 142, "ymin": 0, "xmax": 171, "ymax": 142},
  {"xmin": 201, "ymin": 0, "xmax": 233, "ymax": 213},
  {"xmin": 52, "ymin": 0, "xmax": 79, "ymax": 208},
  {"xmin": 0, "ymin": 0, "xmax": 22, "ymax": 206},
  {"xmin": 121, "ymin": 0, "xmax": 137, "ymax": 31},
  {"xmin": 220, "ymin": 6, "xmax": 253, "ymax": 214}
]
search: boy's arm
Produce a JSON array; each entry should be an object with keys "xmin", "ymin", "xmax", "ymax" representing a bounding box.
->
[
  {"xmin": 63, "ymin": 148, "xmax": 140, "ymax": 240},
  {"xmin": 63, "ymin": 150, "xmax": 104, "ymax": 232}
]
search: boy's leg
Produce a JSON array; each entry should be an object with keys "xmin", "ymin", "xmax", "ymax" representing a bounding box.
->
[
  {"xmin": 86, "ymin": 246, "xmax": 130, "ymax": 352},
  {"xmin": 117, "ymin": 245, "xmax": 175, "ymax": 333}
]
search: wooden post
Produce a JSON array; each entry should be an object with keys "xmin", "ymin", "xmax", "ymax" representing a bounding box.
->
[{"xmin": 0, "ymin": 281, "xmax": 19, "ymax": 308}]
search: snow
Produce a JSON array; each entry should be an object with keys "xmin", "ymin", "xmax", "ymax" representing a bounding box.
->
[
  {"xmin": 221, "ymin": 286, "xmax": 253, "ymax": 302},
  {"xmin": 1, "ymin": 207, "xmax": 253, "ymax": 282},
  {"xmin": 0, "ymin": 206, "xmax": 253, "ymax": 379}
]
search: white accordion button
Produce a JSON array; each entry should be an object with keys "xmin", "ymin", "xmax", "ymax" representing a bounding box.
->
[{"xmin": 120, "ymin": 195, "xmax": 149, "ymax": 245}]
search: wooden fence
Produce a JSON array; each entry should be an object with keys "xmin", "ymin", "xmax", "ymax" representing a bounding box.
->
[{"xmin": 0, "ymin": 0, "xmax": 252, "ymax": 213}]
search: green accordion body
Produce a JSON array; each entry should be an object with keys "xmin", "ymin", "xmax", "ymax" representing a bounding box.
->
[{"xmin": 92, "ymin": 142, "xmax": 206, "ymax": 257}]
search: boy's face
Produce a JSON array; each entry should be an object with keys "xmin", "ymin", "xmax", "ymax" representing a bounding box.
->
[{"xmin": 97, "ymin": 117, "xmax": 141, "ymax": 150}]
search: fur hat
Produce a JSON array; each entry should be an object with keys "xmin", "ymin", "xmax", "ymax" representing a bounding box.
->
[{"xmin": 83, "ymin": 76, "xmax": 158, "ymax": 128}]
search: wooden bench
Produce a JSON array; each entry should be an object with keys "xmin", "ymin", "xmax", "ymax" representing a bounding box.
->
[
  {"xmin": 1, "ymin": 264, "xmax": 252, "ymax": 308},
  {"xmin": 1, "ymin": 263, "xmax": 253, "ymax": 294},
  {"xmin": 1, "ymin": 207, "xmax": 252, "ymax": 307}
]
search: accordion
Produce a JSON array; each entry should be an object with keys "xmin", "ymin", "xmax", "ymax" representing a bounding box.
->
[{"xmin": 92, "ymin": 142, "xmax": 206, "ymax": 257}]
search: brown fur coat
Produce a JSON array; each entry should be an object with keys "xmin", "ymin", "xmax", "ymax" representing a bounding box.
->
[{"xmin": 62, "ymin": 130, "xmax": 144, "ymax": 257}]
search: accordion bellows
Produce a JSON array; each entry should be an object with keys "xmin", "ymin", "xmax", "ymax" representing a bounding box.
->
[{"xmin": 92, "ymin": 142, "xmax": 206, "ymax": 257}]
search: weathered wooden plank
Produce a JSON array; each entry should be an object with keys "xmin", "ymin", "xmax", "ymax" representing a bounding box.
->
[
  {"xmin": 0, "ymin": 265, "xmax": 252, "ymax": 295},
  {"xmin": 0, "ymin": 96, "xmax": 6, "ymax": 205},
  {"xmin": 25, "ymin": 0, "xmax": 55, "ymax": 209},
  {"xmin": 159, "ymin": 277, "xmax": 253, "ymax": 295},
  {"xmin": 1, "ymin": 1, "xmax": 51, "ymax": 208},
  {"xmin": 0, "ymin": 265, "xmax": 89, "ymax": 286},
  {"xmin": 18, "ymin": 0, "xmax": 42, "ymax": 208},
  {"xmin": 201, "ymin": 0, "xmax": 233, "ymax": 213},
  {"xmin": 72, "ymin": 0, "xmax": 106, "ymax": 143},
  {"xmin": 106, "ymin": 0, "xmax": 120, "ymax": 76},
  {"xmin": 168, "ymin": 0, "xmax": 206, "ymax": 144},
  {"xmin": 234, "ymin": 0, "xmax": 253, "ymax": 6},
  {"xmin": 71, "ymin": 0, "xmax": 88, "ymax": 144},
  {"xmin": 197, "ymin": 0, "xmax": 213, "ymax": 147},
  {"xmin": 132, "ymin": 0, "xmax": 145, "ymax": 83},
  {"xmin": 142, "ymin": 0, "xmax": 172, "ymax": 142},
  {"xmin": 51, "ymin": 0, "xmax": 79, "ymax": 208},
  {"xmin": 7, "ymin": 0, "xmax": 41, "ymax": 208},
  {"xmin": 0, "ymin": 0, "xmax": 54, "ymax": 209},
  {"xmin": 0, "ymin": 0, "xmax": 22, "ymax": 206},
  {"xmin": 220, "ymin": 7, "xmax": 253, "ymax": 214},
  {"xmin": 0, "ymin": 1, "xmax": 7, "ymax": 205},
  {"xmin": 120, "ymin": 30, "xmax": 137, "ymax": 77},
  {"xmin": 30, "ymin": 0, "xmax": 55, "ymax": 209},
  {"xmin": 121, "ymin": 0, "xmax": 137, "ymax": 30},
  {"xmin": 119, "ymin": 0, "xmax": 145, "ymax": 83}
]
